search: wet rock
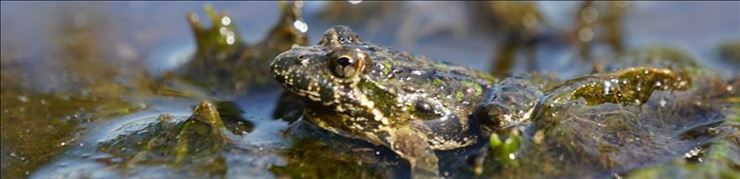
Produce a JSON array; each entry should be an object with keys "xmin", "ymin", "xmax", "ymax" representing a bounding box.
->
[
  {"xmin": 179, "ymin": 3, "xmax": 308, "ymax": 95},
  {"xmin": 531, "ymin": 67, "xmax": 734, "ymax": 174},
  {"xmin": 472, "ymin": 67, "xmax": 735, "ymax": 178},
  {"xmin": 186, "ymin": 4, "xmax": 245, "ymax": 63},
  {"xmin": 547, "ymin": 67, "xmax": 691, "ymax": 106},
  {"xmin": 214, "ymin": 101, "xmax": 253, "ymax": 135},
  {"xmin": 98, "ymin": 101, "xmax": 232, "ymax": 176}
]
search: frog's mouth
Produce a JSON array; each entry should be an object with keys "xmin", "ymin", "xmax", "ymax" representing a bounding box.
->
[{"xmin": 270, "ymin": 61, "xmax": 306, "ymax": 96}]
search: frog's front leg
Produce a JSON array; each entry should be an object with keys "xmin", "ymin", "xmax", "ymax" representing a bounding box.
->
[
  {"xmin": 478, "ymin": 77, "xmax": 543, "ymax": 134},
  {"xmin": 382, "ymin": 126, "xmax": 439, "ymax": 178}
]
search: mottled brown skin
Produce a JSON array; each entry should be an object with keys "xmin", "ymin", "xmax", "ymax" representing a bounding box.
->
[{"xmin": 271, "ymin": 26, "xmax": 541, "ymax": 177}]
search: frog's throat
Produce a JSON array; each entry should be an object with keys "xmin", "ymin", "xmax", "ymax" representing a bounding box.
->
[
  {"xmin": 305, "ymin": 108, "xmax": 387, "ymax": 146},
  {"xmin": 302, "ymin": 79, "xmax": 395, "ymax": 142},
  {"xmin": 318, "ymin": 74, "xmax": 391, "ymax": 126},
  {"xmin": 348, "ymin": 80, "xmax": 391, "ymax": 125}
]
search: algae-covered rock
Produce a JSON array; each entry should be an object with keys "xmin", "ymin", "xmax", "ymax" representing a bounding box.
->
[
  {"xmin": 98, "ymin": 101, "xmax": 234, "ymax": 176},
  {"xmin": 474, "ymin": 66, "xmax": 735, "ymax": 178},
  {"xmin": 187, "ymin": 4, "xmax": 245, "ymax": 62},
  {"xmin": 179, "ymin": 2, "xmax": 308, "ymax": 94},
  {"xmin": 530, "ymin": 67, "xmax": 735, "ymax": 174},
  {"xmin": 548, "ymin": 67, "xmax": 691, "ymax": 106}
]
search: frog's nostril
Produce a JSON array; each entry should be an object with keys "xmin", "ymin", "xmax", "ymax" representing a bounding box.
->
[{"xmin": 296, "ymin": 56, "xmax": 310, "ymax": 66}]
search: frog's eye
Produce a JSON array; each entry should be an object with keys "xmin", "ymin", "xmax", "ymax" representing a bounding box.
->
[{"xmin": 328, "ymin": 49, "xmax": 366, "ymax": 78}]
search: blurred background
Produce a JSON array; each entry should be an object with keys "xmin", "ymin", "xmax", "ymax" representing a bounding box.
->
[{"xmin": 2, "ymin": 1, "xmax": 738, "ymax": 83}]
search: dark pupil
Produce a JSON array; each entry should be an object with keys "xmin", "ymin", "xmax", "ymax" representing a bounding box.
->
[{"xmin": 337, "ymin": 57, "xmax": 353, "ymax": 67}]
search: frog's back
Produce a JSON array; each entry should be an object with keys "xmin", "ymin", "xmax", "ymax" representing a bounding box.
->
[{"xmin": 356, "ymin": 39, "xmax": 496, "ymax": 150}]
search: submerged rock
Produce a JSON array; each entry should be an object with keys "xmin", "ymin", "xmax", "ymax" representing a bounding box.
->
[{"xmin": 98, "ymin": 101, "xmax": 240, "ymax": 177}]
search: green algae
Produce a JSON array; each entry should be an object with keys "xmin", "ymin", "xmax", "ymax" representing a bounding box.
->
[
  {"xmin": 550, "ymin": 67, "xmax": 691, "ymax": 106},
  {"xmin": 179, "ymin": 3, "xmax": 309, "ymax": 94},
  {"xmin": 488, "ymin": 131, "xmax": 523, "ymax": 167},
  {"xmin": 99, "ymin": 101, "xmax": 231, "ymax": 176},
  {"xmin": 0, "ymin": 90, "xmax": 139, "ymax": 178}
]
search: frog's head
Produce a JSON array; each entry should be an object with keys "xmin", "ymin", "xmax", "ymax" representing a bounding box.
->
[{"xmin": 271, "ymin": 26, "xmax": 377, "ymax": 116}]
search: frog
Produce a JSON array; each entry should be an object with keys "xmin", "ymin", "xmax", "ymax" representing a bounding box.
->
[{"xmin": 270, "ymin": 25, "xmax": 543, "ymax": 177}]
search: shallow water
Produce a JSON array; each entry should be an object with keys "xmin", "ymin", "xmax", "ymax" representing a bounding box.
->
[{"xmin": 1, "ymin": 1, "xmax": 738, "ymax": 179}]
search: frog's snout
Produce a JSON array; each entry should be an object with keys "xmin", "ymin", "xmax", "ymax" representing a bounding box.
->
[
  {"xmin": 270, "ymin": 53, "xmax": 291, "ymax": 85},
  {"xmin": 270, "ymin": 49, "xmax": 312, "ymax": 95}
]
